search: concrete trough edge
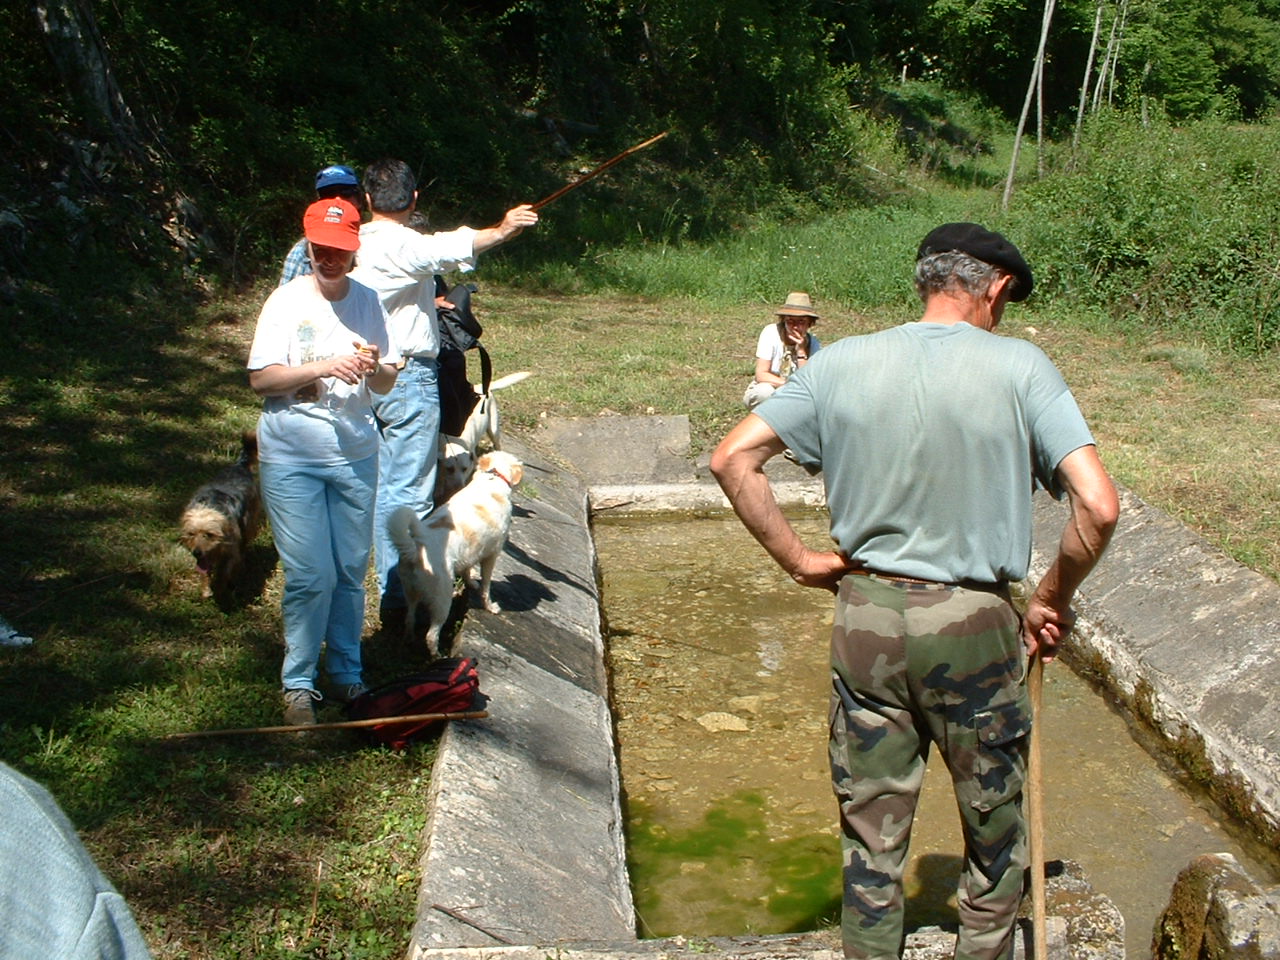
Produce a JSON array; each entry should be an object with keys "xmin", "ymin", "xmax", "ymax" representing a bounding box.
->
[
  {"xmin": 1029, "ymin": 487, "xmax": 1280, "ymax": 847},
  {"xmin": 589, "ymin": 480, "xmax": 826, "ymax": 514},
  {"xmin": 408, "ymin": 443, "xmax": 1278, "ymax": 959}
]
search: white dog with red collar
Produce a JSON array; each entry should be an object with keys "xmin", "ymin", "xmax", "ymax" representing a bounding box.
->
[{"xmin": 388, "ymin": 450, "xmax": 524, "ymax": 658}]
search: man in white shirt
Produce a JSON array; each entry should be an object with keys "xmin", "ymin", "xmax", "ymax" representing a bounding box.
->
[{"xmin": 351, "ymin": 158, "xmax": 538, "ymax": 623}]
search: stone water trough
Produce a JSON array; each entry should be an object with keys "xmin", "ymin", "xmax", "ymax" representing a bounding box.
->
[{"xmin": 403, "ymin": 416, "xmax": 1280, "ymax": 960}]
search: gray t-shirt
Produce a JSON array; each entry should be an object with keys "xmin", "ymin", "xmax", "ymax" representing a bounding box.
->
[
  {"xmin": 756, "ymin": 322, "xmax": 1094, "ymax": 583},
  {"xmin": 0, "ymin": 762, "xmax": 152, "ymax": 958}
]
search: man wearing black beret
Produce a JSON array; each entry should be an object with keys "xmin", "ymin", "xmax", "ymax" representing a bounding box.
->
[{"xmin": 711, "ymin": 223, "xmax": 1118, "ymax": 960}]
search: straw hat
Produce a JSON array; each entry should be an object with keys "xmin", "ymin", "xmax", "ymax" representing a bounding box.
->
[{"xmin": 776, "ymin": 291, "xmax": 819, "ymax": 319}]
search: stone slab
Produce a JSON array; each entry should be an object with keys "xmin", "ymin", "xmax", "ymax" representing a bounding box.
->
[
  {"xmin": 1030, "ymin": 485, "xmax": 1280, "ymax": 847},
  {"xmin": 536, "ymin": 415, "xmax": 695, "ymax": 485},
  {"xmin": 406, "ymin": 435, "xmax": 633, "ymax": 956},
  {"xmin": 589, "ymin": 480, "xmax": 825, "ymax": 515}
]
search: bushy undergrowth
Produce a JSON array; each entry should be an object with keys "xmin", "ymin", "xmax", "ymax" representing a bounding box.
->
[
  {"xmin": 548, "ymin": 107, "xmax": 1280, "ymax": 360},
  {"xmin": 1006, "ymin": 111, "xmax": 1280, "ymax": 353}
]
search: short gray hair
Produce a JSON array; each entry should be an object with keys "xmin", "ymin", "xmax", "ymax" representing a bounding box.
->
[{"xmin": 914, "ymin": 251, "xmax": 1001, "ymax": 303}]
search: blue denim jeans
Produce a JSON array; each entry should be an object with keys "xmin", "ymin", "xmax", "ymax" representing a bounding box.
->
[
  {"xmin": 259, "ymin": 455, "xmax": 377, "ymax": 691},
  {"xmin": 371, "ymin": 356, "xmax": 440, "ymax": 608}
]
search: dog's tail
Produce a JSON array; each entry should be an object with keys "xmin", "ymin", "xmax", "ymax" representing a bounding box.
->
[
  {"xmin": 387, "ymin": 505, "xmax": 429, "ymax": 569},
  {"xmin": 237, "ymin": 431, "xmax": 259, "ymax": 468},
  {"xmin": 485, "ymin": 371, "xmax": 532, "ymax": 393}
]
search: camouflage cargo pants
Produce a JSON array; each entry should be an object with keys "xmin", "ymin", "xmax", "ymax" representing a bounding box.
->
[{"xmin": 828, "ymin": 574, "xmax": 1030, "ymax": 960}]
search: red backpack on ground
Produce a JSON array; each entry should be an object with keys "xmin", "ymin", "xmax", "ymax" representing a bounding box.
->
[{"xmin": 345, "ymin": 657, "xmax": 482, "ymax": 749}]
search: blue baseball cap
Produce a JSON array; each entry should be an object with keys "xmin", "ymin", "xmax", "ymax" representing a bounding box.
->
[{"xmin": 314, "ymin": 164, "xmax": 359, "ymax": 192}]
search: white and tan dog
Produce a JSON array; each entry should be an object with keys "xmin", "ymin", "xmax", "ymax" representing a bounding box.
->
[
  {"xmin": 435, "ymin": 371, "xmax": 530, "ymax": 504},
  {"xmin": 389, "ymin": 450, "xmax": 524, "ymax": 657}
]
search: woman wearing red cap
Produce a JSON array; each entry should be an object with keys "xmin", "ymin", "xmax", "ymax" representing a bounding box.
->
[{"xmin": 247, "ymin": 197, "xmax": 402, "ymax": 724}]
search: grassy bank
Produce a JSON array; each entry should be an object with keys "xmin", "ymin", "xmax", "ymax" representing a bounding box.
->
[{"xmin": 0, "ymin": 288, "xmax": 436, "ymax": 959}]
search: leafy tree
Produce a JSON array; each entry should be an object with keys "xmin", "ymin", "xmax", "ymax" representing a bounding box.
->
[{"xmin": 5, "ymin": 0, "xmax": 1280, "ymax": 297}]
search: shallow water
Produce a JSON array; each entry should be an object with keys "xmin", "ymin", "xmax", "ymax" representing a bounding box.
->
[{"xmin": 595, "ymin": 510, "xmax": 1278, "ymax": 957}]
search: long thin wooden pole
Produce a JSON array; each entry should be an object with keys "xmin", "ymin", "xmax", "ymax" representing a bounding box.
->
[
  {"xmin": 1028, "ymin": 652, "xmax": 1048, "ymax": 959},
  {"xmin": 530, "ymin": 130, "xmax": 669, "ymax": 211},
  {"xmin": 1093, "ymin": 8, "xmax": 1121, "ymax": 111},
  {"xmin": 161, "ymin": 710, "xmax": 489, "ymax": 740},
  {"xmin": 1073, "ymin": 1, "xmax": 1105, "ymax": 150},
  {"xmin": 1002, "ymin": 0, "xmax": 1056, "ymax": 209}
]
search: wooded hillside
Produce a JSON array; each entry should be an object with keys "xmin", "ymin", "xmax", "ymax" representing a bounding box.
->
[{"xmin": 3, "ymin": 0, "xmax": 1279, "ymax": 293}]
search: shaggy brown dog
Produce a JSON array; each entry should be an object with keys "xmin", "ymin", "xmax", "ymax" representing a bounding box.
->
[{"xmin": 179, "ymin": 433, "xmax": 262, "ymax": 600}]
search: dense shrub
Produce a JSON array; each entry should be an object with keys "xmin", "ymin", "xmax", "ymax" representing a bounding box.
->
[{"xmin": 1007, "ymin": 111, "xmax": 1280, "ymax": 353}]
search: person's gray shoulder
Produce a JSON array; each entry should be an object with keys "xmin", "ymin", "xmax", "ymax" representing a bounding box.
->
[{"xmin": 998, "ymin": 330, "xmax": 1063, "ymax": 370}]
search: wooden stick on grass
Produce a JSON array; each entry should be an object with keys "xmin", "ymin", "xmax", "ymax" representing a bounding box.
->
[{"xmin": 162, "ymin": 710, "xmax": 488, "ymax": 740}]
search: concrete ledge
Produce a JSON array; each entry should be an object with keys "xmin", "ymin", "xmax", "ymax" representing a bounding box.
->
[
  {"xmin": 407, "ymin": 435, "xmax": 634, "ymax": 956},
  {"xmin": 1031, "ymin": 487, "xmax": 1280, "ymax": 848},
  {"xmin": 589, "ymin": 480, "xmax": 825, "ymax": 514},
  {"xmin": 413, "ymin": 903, "xmax": 1094, "ymax": 960}
]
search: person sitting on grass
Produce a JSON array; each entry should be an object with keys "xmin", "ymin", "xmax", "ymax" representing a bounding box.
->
[{"xmin": 743, "ymin": 291, "xmax": 821, "ymax": 410}]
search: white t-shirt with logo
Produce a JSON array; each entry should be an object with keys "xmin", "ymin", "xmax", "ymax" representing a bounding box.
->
[{"xmin": 247, "ymin": 276, "xmax": 400, "ymax": 465}]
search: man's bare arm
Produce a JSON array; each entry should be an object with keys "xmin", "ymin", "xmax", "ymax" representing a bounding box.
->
[
  {"xmin": 710, "ymin": 414, "xmax": 851, "ymax": 592},
  {"xmin": 472, "ymin": 205, "xmax": 539, "ymax": 253},
  {"xmin": 1023, "ymin": 444, "xmax": 1120, "ymax": 659}
]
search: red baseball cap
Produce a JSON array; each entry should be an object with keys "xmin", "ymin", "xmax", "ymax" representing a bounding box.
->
[{"xmin": 303, "ymin": 197, "xmax": 360, "ymax": 251}]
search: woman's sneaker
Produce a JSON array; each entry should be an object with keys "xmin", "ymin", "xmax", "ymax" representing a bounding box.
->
[
  {"xmin": 282, "ymin": 688, "xmax": 323, "ymax": 726},
  {"xmin": 329, "ymin": 682, "xmax": 367, "ymax": 704}
]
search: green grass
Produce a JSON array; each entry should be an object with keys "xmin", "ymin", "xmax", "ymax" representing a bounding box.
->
[{"xmin": 1, "ymin": 283, "xmax": 439, "ymax": 959}]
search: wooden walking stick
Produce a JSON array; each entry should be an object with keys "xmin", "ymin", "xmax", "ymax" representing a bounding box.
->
[
  {"xmin": 529, "ymin": 130, "xmax": 669, "ymax": 212},
  {"xmin": 1028, "ymin": 649, "xmax": 1048, "ymax": 959},
  {"xmin": 161, "ymin": 710, "xmax": 489, "ymax": 740}
]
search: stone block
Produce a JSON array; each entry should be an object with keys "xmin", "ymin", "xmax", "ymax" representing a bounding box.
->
[{"xmin": 1153, "ymin": 853, "xmax": 1280, "ymax": 960}]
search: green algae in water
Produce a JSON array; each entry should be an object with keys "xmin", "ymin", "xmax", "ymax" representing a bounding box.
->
[{"xmin": 628, "ymin": 790, "xmax": 841, "ymax": 937}]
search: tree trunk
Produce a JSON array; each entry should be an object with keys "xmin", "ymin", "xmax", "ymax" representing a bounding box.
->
[
  {"xmin": 1073, "ymin": 0, "xmax": 1106, "ymax": 150},
  {"xmin": 1105, "ymin": 0, "xmax": 1130, "ymax": 106},
  {"xmin": 1003, "ymin": 0, "xmax": 1057, "ymax": 210},
  {"xmin": 1140, "ymin": 59, "xmax": 1152, "ymax": 126},
  {"xmin": 1036, "ymin": 52, "xmax": 1045, "ymax": 178},
  {"xmin": 1092, "ymin": 0, "xmax": 1123, "ymax": 111},
  {"xmin": 32, "ymin": 0, "xmax": 147, "ymax": 160}
]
